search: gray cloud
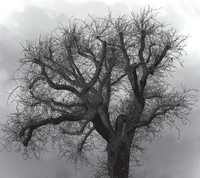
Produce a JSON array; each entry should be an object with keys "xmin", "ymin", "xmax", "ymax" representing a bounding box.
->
[{"xmin": 135, "ymin": 136, "xmax": 200, "ymax": 178}]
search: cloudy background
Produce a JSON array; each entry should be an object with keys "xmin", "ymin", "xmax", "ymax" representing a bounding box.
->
[{"xmin": 0, "ymin": 0, "xmax": 200, "ymax": 177}]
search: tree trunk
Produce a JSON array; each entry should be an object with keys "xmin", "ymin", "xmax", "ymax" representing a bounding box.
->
[{"xmin": 107, "ymin": 140, "xmax": 131, "ymax": 178}]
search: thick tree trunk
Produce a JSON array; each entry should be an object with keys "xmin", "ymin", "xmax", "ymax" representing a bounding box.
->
[{"xmin": 107, "ymin": 140, "xmax": 131, "ymax": 178}]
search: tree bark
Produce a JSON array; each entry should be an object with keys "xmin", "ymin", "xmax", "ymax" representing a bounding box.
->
[{"xmin": 107, "ymin": 139, "xmax": 131, "ymax": 178}]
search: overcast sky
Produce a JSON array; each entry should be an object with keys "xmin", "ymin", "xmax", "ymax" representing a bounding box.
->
[{"xmin": 0, "ymin": 0, "xmax": 200, "ymax": 178}]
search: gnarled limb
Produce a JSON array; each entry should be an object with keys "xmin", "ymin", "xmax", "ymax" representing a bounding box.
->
[
  {"xmin": 19, "ymin": 110, "xmax": 95, "ymax": 146},
  {"xmin": 119, "ymin": 32, "xmax": 139, "ymax": 96},
  {"xmin": 91, "ymin": 113, "xmax": 112, "ymax": 143}
]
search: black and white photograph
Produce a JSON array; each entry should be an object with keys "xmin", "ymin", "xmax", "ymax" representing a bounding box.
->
[{"xmin": 0, "ymin": 0, "xmax": 200, "ymax": 178}]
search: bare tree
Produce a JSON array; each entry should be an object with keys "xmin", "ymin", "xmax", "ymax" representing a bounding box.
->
[{"xmin": 1, "ymin": 7, "xmax": 196, "ymax": 178}]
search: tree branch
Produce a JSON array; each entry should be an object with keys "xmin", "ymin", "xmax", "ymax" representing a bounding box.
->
[
  {"xmin": 99, "ymin": 49, "xmax": 116, "ymax": 92},
  {"xmin": 40, "ymin": 64, "xmax": 82, "ymax": 98},
  {"xmin": 87, "ymin": 40, "xmax": 106, "ymax": 89},
  {"xmin": 60, "ymin": 119, "xmax": 91, "ymax": 135},
  {"xmin": 119, "ymin": 32, "xmax": 139, "ymax": 96},
  {"xmin": 146, "ymin": 43, "xmax": 156, "ymax": 64},
  {"xmin": 78, "ymin": 126, "xmax": 95, "ymax": 153},
  {"xmin": 136, "ymin": 103, "xmax": 180, "ymax": 128},
  {"xmin": 111, "ymin": 73, "xmax": 126, "ymax": 86},
  {"xmin": 115, "ymin": 114, "xmax": 126, "ymax": 136},
  {"xmin": 66, "ymin": 45, "xmax": 86, "ymax": 85},
  {"xmin": 51, "ymin": 98, "xmax": 87, "ymax": 109},
  {"xmin": 91, "ymin": 113, "xmax": 111, "ymax": 142},
  {"xmin": 149, "ymin": 45, "xmax": 171, "ymax": 73},
  {"xmin": 139, "ymin": 45, "xmax": 171, "ymax": 93},
  {"xmin": 19, "ymin": 113, "xmax": 92, "ymax": 146},
  {"xmin": 43, "ymin": 55, "xmax": 81, "ymax": 87},
  {"xmin": 138, "ymin": 30, "xmax": 146, "ymax": 68}
]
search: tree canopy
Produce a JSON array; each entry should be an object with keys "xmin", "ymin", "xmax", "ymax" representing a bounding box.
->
[{"xmin": 1, "ymin": 7, "xmax": 196, "ymax": 178}]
